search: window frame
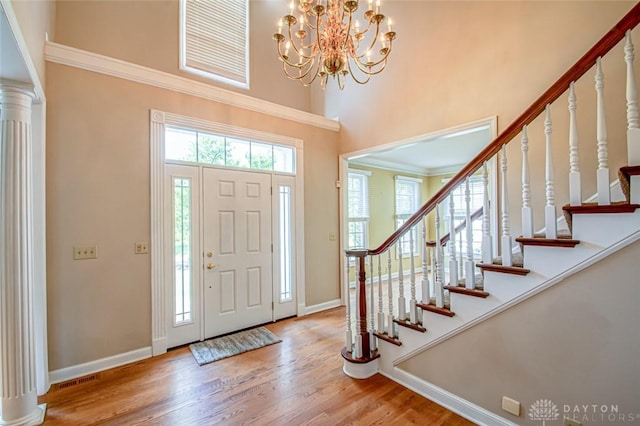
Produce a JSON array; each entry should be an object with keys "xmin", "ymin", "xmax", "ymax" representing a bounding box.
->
[
  {"xmin": 179, "ymin": 0, "xmax": 250, "ymax": 89},
  {"xmin": 394, "ymin": 176, "xmax": 422, "ymax": 258},
  {"xmin": 347, "ymin": 169, "xmax": 371, "ymax": 251}
]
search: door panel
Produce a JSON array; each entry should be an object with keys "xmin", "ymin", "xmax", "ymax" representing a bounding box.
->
[{"xmin": 203, "ymin": 168, "xmax": 273, "ymax": 338}]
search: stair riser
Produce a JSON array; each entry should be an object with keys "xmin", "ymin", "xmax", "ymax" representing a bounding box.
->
[
  {"xmin": 631, "ymin": 175, "xmax": 640, "ymax": 204},
  {"xmin": 571, "ymin": 210, "xmax": 640, "ymax": 247},
  {"xmin": 522, "ymin": 245, "xmax": 599, "ymax": 279},
  {"xmin": 482, "ymin": 271, "xmax": 544, "ymax": 302}
]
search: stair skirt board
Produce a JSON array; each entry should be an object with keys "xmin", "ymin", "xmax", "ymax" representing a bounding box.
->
[
  {"xmin": 381, "ymin": 368, "xmax": 519, "ymax": 426},
  {"xmin": 388, "ymin": 228, "xmax": 640, "ymax": 367}
]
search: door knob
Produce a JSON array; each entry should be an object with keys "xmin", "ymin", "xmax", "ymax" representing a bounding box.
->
[
  {"xmin": 206, "ymin": 263, "xmax": 217, "ymax": 270},
  {"xmin": 206, "ymin": 251, "xmax": 214, "ymax": 258}
]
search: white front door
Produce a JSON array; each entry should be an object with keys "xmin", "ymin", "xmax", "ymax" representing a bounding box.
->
[{"xmin": 202, "ymin": 167, "xmax": 273, "ymax": 338}]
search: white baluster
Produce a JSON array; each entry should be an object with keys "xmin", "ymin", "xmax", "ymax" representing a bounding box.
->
[
  {"xmin": 354, "ymin": 258, "xmax": 362, "ymax": 358},
  {"xmin": 369, "ymin": 256, "xmax": 376, "ymax": 351},
  {"xmin": 544, "ymin": 104, "xmax": 558, "ymax": 238},
  {"xmin": 464, "ymin": 177, "xmax": 475, "ymax": 289},
  {"xmin": 568, "ymin": 82, "xmax": 582, "ymax": 206},
  {"xmin": 421, "ymin": 217, "xmax": 430, "ymax": 304},
  {"xmin": 377, "ymin": 255, "xmax": 384, "ymax": 333},
  {"xmin": 482, "ymin": 161, "xmax": 494, "ymax": 263},
  {"xmin": 345, "ymin": 255, "xmax": 353, "ymax": 353},
  {"xmin": 409, "ymin": 227, "xmax": 417, "ymax": 323},
  {"xmin": 458, "ymin": 227, "xmax": 464, "ymax": 278},
  {"xmin": 397, "ymin": 239, "xmax": 406, "ymax": 321},
  {"xmin": 625, "ymin": 30, "xmax": 640, "ymax": 166},
  {"xmin": 449, "ymin": 193, "xmax": 458, "ymax": 286},
  {"xmin": 430, "ymin": 242, "xmax": 437, "ymax": 302},
  {"xmin": 595, "ymin": 57, "xmax": 611, "ymax": 205},
  {"xmin": 501, "ymin": 145, "xmax": 513, "ymax": 266},
  {"xmin": 386, "ymin": 251, "xmax": 394, "ymax": 337},
  {"xmin": 434, "ymin": 205, "xmax": 445, "ymax": 307},
  {"xmin": 521, "ymin": 126, "xmax": 534, "ymax": 238}
]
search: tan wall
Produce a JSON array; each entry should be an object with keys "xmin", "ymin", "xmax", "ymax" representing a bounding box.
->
[
  {"xmin": 327, "ymin": 1, "xmax": 636, "ymax": 239},
  {"xmin": 53, "ymin": 0, "xmax": 311, "ymax": 112},
  {"xmin": 9, "ymin": 0, "xmax": 56, "ymax": 88},
  {"xmin": 400, "ymin": 238, "xmax": 640, "ymax": 424},
  {"xmin": 45, "ymin": 63, "xmax": 339, "ymax": 370}
]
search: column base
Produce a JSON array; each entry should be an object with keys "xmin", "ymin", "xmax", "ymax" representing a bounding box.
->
[
  {"xmin": 0, "ymin": 403, "xmax": 46, "ymax": 426},
  {"xmin": 341, "ymin": 347, "xmax": 379, "ymax": 379}
]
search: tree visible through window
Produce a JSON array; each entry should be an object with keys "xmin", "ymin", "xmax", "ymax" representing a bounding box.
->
[{"xmin": 164, "ymin": 127, "xmax": 295, "ymax": 173}]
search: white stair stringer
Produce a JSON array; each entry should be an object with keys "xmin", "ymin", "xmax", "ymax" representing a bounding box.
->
[
  {"xmin": 373, "ymin": 226, "xmax": 640, "ymax": 426},
  {"xmin": 374, "ymin": 209, "xmax": 640, "ymax": 407}
]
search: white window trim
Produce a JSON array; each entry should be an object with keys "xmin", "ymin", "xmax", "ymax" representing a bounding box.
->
[
  {"xmin": 179, "ymin": 0, "xmax": 250, "ymax": 89},
  {"xmin": 149, "ymin": 109, "xmax": 304, "ymax": 355},
  {"xmin": 395, "ymin": 176, "xmax": 422, "ymax": 258}
]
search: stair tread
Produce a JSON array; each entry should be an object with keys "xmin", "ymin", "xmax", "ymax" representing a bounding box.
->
[
  {"xmin": 373, "ymin": 331, "xmax": 402, "ymax": 346},
  {"xmin": 516, "ymin": 236, "xmax": 580, "ymax": 247},
  {"xmin": 416, "ymin": 302, "xmax": 455, "ymax": 317},
  {"xmin": 393, "ymin": 318, "xmax": 427, "ymax": 332},
  {"xmin": 477, "ymin": 262, "xmax": 531, "ymax": 276},
  {"xmin": 444, "ymin": 285, "xmax": 490, "ymax": 298}
]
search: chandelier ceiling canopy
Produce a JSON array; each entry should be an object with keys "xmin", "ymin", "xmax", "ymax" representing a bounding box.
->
[{"xmin": 273, "ymin": 0, "xmax": 396, "ymax": 89}]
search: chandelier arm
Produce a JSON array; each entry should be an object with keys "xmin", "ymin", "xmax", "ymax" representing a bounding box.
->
[
  {"xmin": 345, "ymin": 58, "xmax": 372, "ymax": 85},
  {"xmin": 282, "ymin": 59, "xmax": 319, "ymax": 86},
  {"xmin": 351, "ymin": 54, "xmax": 388, "ymax": 76},
  {"xmin": 352, "ymin": 39, "xmax": 392, "ymax": 70},
  {"xmin": 284, "ymin": 58, "xmax": 317, "ymax": 80}
]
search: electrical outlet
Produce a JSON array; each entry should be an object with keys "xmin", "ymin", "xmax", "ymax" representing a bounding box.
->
[
  {"xmin": 135, "ymin": 242, "xmax": 149, "ymax": 254},
  {"xmin": 501, "ymin": 396, "xmax": 520, "ymax": 416},
  {"xmin": 564, "ymin": 418, "xmax": 583, "ymax": 426},
  {"xmin": 73, "ymin": 245, "xmax": 97, "ymax": 260}
]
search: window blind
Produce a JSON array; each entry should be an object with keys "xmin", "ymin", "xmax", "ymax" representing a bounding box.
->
[{"xmin": 183, "ymin": 0, "xmax": 249, "ymax": 87}]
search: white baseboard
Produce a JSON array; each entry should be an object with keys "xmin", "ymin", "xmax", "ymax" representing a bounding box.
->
[
  {"xmin": 49, "ymin": 346, "xmax": 152, "ymax": 384},
  {"xmin": 304, "ymin": 298, "xmax": 342, "ymax": 315},
  {"xmin": 383, "ymin": 368, "xmax": 519, "ymax": 426}
]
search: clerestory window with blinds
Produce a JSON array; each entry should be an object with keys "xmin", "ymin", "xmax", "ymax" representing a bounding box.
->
[{"xmin": 180, "ymin": 0, "xmax": 250, "ymax": 89}]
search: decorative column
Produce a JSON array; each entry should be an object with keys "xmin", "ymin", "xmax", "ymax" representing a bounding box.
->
[{"xmin": 0, "ymin": 84, "xmax": 46, "ymax": 425}]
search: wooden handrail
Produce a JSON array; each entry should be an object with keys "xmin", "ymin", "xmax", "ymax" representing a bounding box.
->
[
  {"xmin": 363, "ymin": 3, "xmax": 640, "ymax": 256},
  {"xmin": 426, "ymin": 207, "xmax": 483, "ymax": 248}
]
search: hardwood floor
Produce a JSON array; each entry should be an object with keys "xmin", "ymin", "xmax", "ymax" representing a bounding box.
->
[{"xmin": 40, "ymin": 307, "xmax": 473, "ymax": 425}]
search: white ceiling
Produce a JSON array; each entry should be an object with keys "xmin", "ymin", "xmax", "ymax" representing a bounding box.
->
[
  {"xmin": 0, "ymin": 6, "xmax": 31, "ymax": 84},
  {"xmin": 349, "ymin": 125, "xmax": 492, "ymax": 176}
]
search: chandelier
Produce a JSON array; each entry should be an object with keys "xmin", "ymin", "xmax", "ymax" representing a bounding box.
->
[{"xmin": 273, "ymin": 0, "xmax": 396, "ymax": 89}]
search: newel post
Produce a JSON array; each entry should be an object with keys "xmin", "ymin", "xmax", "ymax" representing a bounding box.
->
[{"xmin": 342, "ymin": 250, "xmax": 379, "ymax": 379}]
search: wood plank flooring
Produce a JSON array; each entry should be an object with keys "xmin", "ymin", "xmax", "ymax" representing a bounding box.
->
[{"xmin": 39, "ymin": 307, "xmax": 474, "ymax": 425}]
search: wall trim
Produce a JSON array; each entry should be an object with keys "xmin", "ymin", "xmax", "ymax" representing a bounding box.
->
[
  {"xmin": 0, "ymin": 0, "xmax": 45, "ymax": 102},
  {"xmin": 305, "ymin": 299, "xmax": 342, "ymax": 315},
  {"xmin": 43, "ymin": 41, "xmax": 340, "ymax": 132},
  {"xmin": 48, "ymin": 347, "xmax": 152, "ymax": 385},
  {"xmin": 382, "ymin": 368, "xmax": 519, "ymax": 426}
]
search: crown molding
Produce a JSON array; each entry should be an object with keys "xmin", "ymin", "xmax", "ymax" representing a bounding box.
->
[{"xmin": 44, "ymin": 41, "xmax": 340, "ymax": 132}]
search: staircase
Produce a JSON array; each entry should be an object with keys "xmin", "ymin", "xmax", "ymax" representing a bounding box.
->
[{"xmin": 341, "ymin": 4, "xmax": 640, "ymax": 424}]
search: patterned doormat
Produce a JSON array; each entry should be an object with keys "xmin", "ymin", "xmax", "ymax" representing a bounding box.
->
[{"xmin": 189, "ymin": 326, "xmax": 282, "ymax": 366}]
